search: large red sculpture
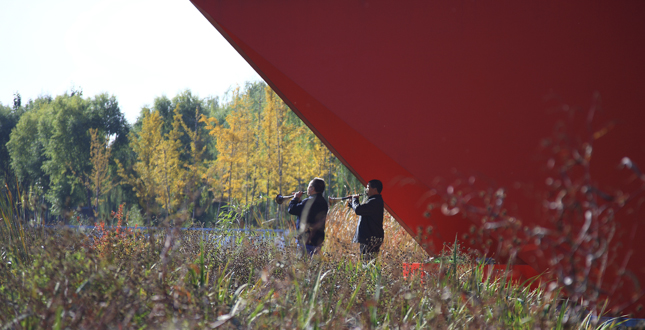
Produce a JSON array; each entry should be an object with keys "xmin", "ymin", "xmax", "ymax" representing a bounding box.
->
[{"xmin": 190, "ymin": 0, "xmax": 645, "ymax": 316}]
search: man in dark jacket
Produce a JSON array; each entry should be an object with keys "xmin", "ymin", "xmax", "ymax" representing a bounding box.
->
[
  {"xmin": 288, "ymin": 177, "xmax": 328, "ymax": 256},
  {"xmin": 348, "ymin": 179, "xmax": 384, "ymax": 261}
]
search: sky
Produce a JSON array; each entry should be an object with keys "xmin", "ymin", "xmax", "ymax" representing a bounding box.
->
[{"xmin": 0, "ymin": 0, "xmax": 263, "ymax": 124}]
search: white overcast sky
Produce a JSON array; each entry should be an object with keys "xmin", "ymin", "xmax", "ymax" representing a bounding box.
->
[{"xmin": 0, "ymin": 0, "xmax": 263, "ymax": 124}]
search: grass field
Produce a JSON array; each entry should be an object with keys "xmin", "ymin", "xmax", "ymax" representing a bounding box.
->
[{"xmin": 0, "ymin": 198, "xmax": 625, "ymax": 329}]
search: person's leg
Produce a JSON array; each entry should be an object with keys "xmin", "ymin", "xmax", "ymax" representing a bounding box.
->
[
  {"xmin": 369, "ymin": 243, "xmax": 381, "ymax": 260},
  {"xmin": 359, "ymin": 243, "xmax": 367, "ymax": 256},
  {"xmin": 360, "ymin": 242, "xmax": 381, "ymax": 262},
  {"xmin": 297, "ymin": 238, "xmax": 307, "ymax": 256},
  {"xmin": 360, "ymin": 243, "xmax": 373, "ymax": 261},
  {"xmin": 305, "ymin": 245, "xmax": 320, "ymax": 257}
]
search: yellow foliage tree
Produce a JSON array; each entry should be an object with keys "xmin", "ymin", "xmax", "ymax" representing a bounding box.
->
[
  {"xmin": 259, "ymin": 86, "xmax": 303, "ymax": 196},
  {"xmin": 119, "ymin": 105, "xmax": 206, "ymax": 223},
  {"xmin": 88, "ymin": 128, "xmax": 114, "ymax": 217},
  {"xmin": 74, "ymin": 128, "xmax": 115, "ymax": 218},
  {"xmin": 117, "ymin": 109, "xmax": 163, "ymax": 221},
  {"xmin": 153, "ymin": 105, "xmax": 187, "ymax": 217},
  {"xmin": 181, "ymin": 106, "xmax": 208, "ymax": 216},
  {"xmin": 203, "ymin": 88, "xmax": 256, "ymax": 205},
  {"xmin": 202, "ymin": 84, "xmax": 339, "ymax": 226}
]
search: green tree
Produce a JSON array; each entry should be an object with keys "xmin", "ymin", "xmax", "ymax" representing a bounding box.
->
[
  {"xmin": 8, "ymin": 93, "xmax": 128, "ymax": 219},
  {"xmin": 7, "ymin": 100, "xmax": 51, "ymax": 200},
  {"xmin": 0, "ymin": 102, "xmax": 23, "ymax": 185}
]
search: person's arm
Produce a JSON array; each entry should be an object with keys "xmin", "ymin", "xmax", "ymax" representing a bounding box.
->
[
  {"xmin": 349, "ymin": 197, "xmax": 360, "ymax": 212},
  {"xmin": 288, "ymin": 197, "xmax": 305, "ymax": 215},
  {"xmin": 353, "ymin": 197, "xmax": 381, "ymax": 216}
]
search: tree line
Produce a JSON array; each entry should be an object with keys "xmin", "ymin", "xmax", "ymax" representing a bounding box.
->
[{"xmin": 0, "ymin": 82, "xmax": 361, "ymax": 227}]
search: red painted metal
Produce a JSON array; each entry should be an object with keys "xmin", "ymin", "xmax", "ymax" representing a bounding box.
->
[{"xmin": 191, "ymin": 0, "xmax": 645, "ymax": 316}]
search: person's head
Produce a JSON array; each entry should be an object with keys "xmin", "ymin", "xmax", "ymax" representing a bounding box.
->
[
  {"xmin": 366, "ymin": 179, "xmax": 383, "ymax": 197},
  {"xmin": 307, "ymin": 177, "xmax": 326, "ymax": 195}
]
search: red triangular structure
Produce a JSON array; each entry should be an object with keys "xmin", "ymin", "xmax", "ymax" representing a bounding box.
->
[{"xmin": 191, "ymin": 0, "xmax": 645, "ymax": 316}]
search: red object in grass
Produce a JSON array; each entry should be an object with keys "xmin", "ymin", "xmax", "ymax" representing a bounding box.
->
[{"xmin": 191, "ymin": 0, "xmax": 645, "ymax": 317}]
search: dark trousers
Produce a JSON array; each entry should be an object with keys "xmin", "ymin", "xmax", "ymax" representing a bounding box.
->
[
  {"xmin": 360, "ymin": 242, "xmax": 382, "ymax": 261},
  {"xmin": 297, "ymin": 239, "xmax": 320, "ymax": 257}
]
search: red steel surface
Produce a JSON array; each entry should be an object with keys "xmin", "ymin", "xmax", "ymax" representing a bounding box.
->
[{"xmin": 190, "ymin": 0, "xmax": 645, "ymax": 316}]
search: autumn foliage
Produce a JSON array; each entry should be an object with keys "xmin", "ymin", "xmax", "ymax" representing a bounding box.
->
[
  {"xmin": 115, "ymin": 85, "xmax": 343, "ymax": 227},
  {"xmin": 90, "ymin": 203, "xmax": 145, "ymax": 258}
]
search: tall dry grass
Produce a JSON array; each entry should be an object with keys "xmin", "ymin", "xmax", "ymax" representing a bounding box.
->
[
  {"xmin": 0, "ymin": 197, "xmax": 625, "ymax": 329},
  {"xmin": 322, "ymin": 199, "xmax": 429, "ymax": 263}
]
